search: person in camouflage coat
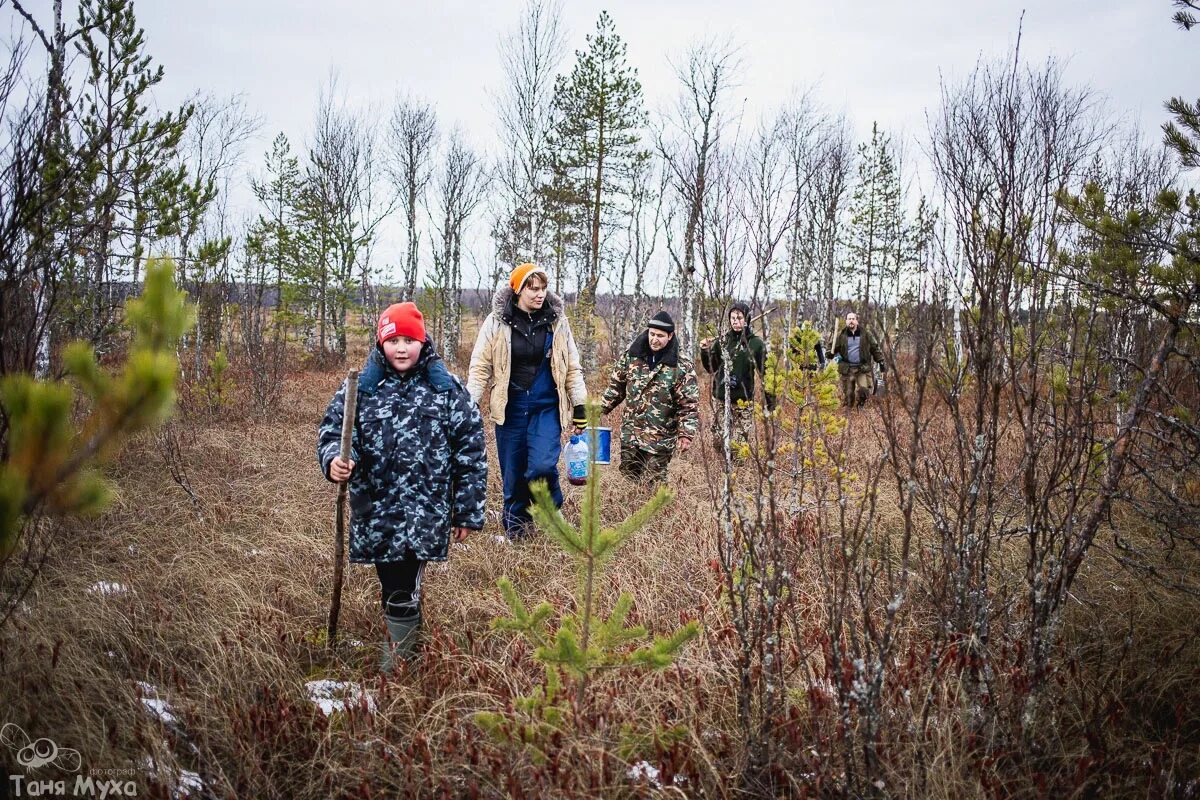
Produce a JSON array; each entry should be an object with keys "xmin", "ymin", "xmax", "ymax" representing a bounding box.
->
[
  {"xmin": 601, "ymin": 311, "xmax": 699, "ymax": 479},
  {"xmin": 318, "ymin": 302, "xmax": 486, "ymax": 670}
]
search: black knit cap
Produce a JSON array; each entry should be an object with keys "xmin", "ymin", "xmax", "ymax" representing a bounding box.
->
[{"xmin": 647, "ymin": 310, "xmax": 675, "ymax": 333}]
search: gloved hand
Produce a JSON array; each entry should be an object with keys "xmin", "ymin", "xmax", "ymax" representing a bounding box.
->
[{"xmin": 572, "ymin": 405, "xmax": 587, "ymax": 431}]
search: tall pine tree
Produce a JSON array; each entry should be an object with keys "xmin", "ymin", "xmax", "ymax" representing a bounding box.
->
[
  {"xmin": 546, "ymin": 10, "xmax": 648, "ymax": 366},
  {"xmin": 249, "ymin": 133, "xmax": 303, "ymax": 314},
  {"xmin": 843, "ymin": 122, "xmax": 903, "ymax": 320},
  {"xmin": 74, "ymin": 0, "xmax": 193, "ymax": 348}
]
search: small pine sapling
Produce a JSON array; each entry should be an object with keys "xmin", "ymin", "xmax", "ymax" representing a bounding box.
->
[
  {"xmin": 203, "ymin": 348, "xmax": 231, "ymax": 412},
  {"xmin": 475, "ymin": 405, "xmax": 700, "ymax": 758},
  {"xmin": 767, "ymin": 323, "xmax": 845, "ymax": 470},
  {"xmin": 0, "ymin": 258, "xmax": 194, "ymax": 554}
]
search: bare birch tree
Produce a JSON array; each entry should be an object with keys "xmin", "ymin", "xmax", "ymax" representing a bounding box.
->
[
  {"xmin": 609, "ymin": 153, "xmax": 666, "ymax": 351},
  {"xmin": 386, "ymin": 95, "xmax": 438, "ymax": 301},
  {"xmin": 303, "ymin": 79, "xmax": 393, "ymax": 359},
  {"xmin": 779, "ymin": 93, "xmax": 823, "ymax": 328},
  {"xmin": 894, "ymin": 50, "xmax": 1106, "ymax": 736},
  {"xmin": 492, "ymin": 0, "xmax": 566, "ymax": 271},
  {"xmin": 428, "ymin": 129, "xmax": 488, "ymax": 366},
  {"xmin": 658, "ymin": 39, "xmax": 740, "ymax": 348},
  {"xmin": 697, "ymin": 139, "xmax": 747, "ymax": 327},
  {"xmin": 739, "ymin": 113, "xmax": 799, "ymax": 306},
  {"xmin": 173, "ymin": 92, "xmax": 261, "ymax": 378},
  {"xmin": 797, "ymin": 115, "xmax": 852, "ymax": 333}
]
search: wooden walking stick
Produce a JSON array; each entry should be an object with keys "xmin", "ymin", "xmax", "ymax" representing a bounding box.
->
[
  {"xmin": 327, "ymin": 369, "xmax": 358, "ymax": 651},
  {"xmin": 749, "ymin": 306, "xmax": 776, "ymax": 326}
]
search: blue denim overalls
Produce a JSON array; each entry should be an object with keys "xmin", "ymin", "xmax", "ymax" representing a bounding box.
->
[{"xmin": 494, "ymin": 329, "xmax": 563, "ymax": 538}]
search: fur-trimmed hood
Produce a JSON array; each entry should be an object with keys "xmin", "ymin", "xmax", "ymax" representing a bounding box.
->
[
  {"xmin": 469, "ymin": 280, "xmax": 588, "ymax": 431},
  {"xmin": 491, "ymin": 280, "xmax": 565, "ymax": 322},
  {"xmin": 358, "ymin": 337, "xmax": 454, "ymax": 396}
]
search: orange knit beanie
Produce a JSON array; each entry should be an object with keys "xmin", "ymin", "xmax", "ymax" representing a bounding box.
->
[{"xmin": 509, "ymin": 262, "xmax": 549, "ymax": 293}]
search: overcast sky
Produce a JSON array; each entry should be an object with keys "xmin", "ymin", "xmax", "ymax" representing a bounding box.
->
[
  {"xmin": 9, "ymin": 1, "xmax": 1198, "ymax": 286},
  {"xmin": 133, "ymin": 1, "xmax": 1194, "ymax": 146}
]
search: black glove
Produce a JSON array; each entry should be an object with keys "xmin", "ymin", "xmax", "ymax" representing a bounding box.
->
[{"xmin": 572, "ymin": 405, "xmax": 587, "ymax": 428}]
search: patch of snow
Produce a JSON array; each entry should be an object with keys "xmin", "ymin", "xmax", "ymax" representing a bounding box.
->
[
  {"xmin": 136, "ymin": 682, "xmax": 179, "ymax": 727},
  {"xmin": 89, "ymin": 581, "xmax": 133, "ymax": 596},
  {"xmin": 174, "ymin": 768, "xmax": 204, "ymax": 798},
  {"xmin": 627, "ymin": 761, "xmax": 662, "ymax": 788},
  {"xmin": 305, "ymin": 680, "xmax": 376, "ymax": 716},
  {"xmin": 141, "ymin": 749, "xmax": 206, "ymax": 799}
]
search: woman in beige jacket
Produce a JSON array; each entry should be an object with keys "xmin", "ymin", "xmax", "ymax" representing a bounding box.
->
[{"xmin": 467, "ymin": 263, "xmax": 587, "ymax": 539}]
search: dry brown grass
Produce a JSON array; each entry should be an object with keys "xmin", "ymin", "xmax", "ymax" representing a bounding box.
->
[{"xmin": 1, "ymin": 333, "xmax": 1197, "ymax": 799}]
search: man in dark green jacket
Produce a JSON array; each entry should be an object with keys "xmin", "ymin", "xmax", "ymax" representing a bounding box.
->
[
  {"xmin": 699, "ymin": 301, "xmax": 775, "ymax": 444},
  {"xmin": 830, "ymin": 311, "xmax": 885, "ymax": 409}
]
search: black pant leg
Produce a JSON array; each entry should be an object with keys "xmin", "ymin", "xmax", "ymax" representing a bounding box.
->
[{"xmin": 375, "ymin": 555, "xmax": 426, "ymax": 617}]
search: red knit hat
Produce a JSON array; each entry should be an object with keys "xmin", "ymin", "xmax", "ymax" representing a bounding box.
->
[{"xmin": 376, "ymin": 302, "xmax": 426, "ymax": 344}]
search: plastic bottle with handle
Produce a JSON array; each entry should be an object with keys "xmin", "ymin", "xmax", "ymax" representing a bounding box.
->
[{"xmin": 566, "ymin": 434, "xmax": 590, "ymax": 486}]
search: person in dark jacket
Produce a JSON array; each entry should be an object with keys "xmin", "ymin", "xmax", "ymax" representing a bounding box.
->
[
  {"xmin": 601, "ymin": 311, "xmax": 700, "ymax": 479},
  {"xmin": 318, "ymin": 302, "xmax": 487, "ymax": 671},
  {"xmin": 467, "ymin": 263, "xmax": 587, "ymax": 540},
  {"xmin": 830, "ymin": 311, "xmax": 885, "ymax": 409},
  {"xmin": 699, "ymin": 301, "xmax": 775, "ymax": 444}
]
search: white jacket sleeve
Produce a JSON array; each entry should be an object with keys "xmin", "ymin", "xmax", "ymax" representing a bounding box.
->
[
  {"xmin": 562, "ymin": 320, "xmax": 588, "ymax": 407},
  {"xmin": 467, "ymin": 314, "xmax": 496, "ymax": 405}
]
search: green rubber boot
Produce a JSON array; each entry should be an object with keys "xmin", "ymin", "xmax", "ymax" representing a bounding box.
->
[{"xmin": 381, "ymin": 611, "xmax": 421, "ymax": 674}]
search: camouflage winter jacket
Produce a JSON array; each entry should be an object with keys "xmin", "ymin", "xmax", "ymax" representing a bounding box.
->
[
  {"xmin": 317, "ymin": 342, "xmax": 487, "ymax": 563},
  {"xmin": 601, "ymin": 333, "xmax": 700, "ymax": 455}
]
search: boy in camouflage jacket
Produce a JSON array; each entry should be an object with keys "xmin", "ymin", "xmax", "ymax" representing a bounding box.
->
[
  {"xmin": 601, "ymin": 311, "xmax": 700, "ymax": 479},
  {"xmin": 318, "ymin": 302, "xmax": 487, "ymax": 671}
]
